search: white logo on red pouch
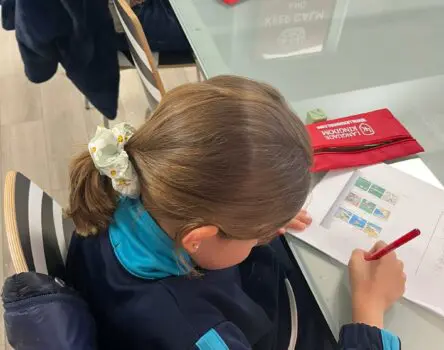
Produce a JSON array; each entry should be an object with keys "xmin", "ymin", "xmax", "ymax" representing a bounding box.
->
[
  {"xmin": 317, "ymin": 118, "xmax": 377, "ymax": 140},
  {"xmin": 359, "ymin": 123, "xmax": 375, "ymax": 136}
]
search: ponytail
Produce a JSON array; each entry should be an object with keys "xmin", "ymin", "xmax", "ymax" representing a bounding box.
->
[{"xmin": 66, "ymin": 151, "xmax": 117, "ymax": 236}]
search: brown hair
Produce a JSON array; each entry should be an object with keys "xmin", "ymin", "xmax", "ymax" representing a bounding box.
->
[{"xmin": 68, "ymin": 75, "xmax": 312, "ymax": 243}]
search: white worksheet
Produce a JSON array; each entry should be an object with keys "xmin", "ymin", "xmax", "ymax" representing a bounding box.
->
[{"xmin": 289, "ymin": 163, "xmax": 444, "ymax": 317}]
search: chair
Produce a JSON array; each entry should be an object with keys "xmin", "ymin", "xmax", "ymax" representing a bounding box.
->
[
  {"xmin": 3, "ymin": 171, "xmax": 75, "ymax": 278},
  {"xmin": 112, "ymin": 0, "xmax": 165, "ymax": 110},
  {"xmin": 112, "ymin": 0, "xmax": 201, "ymax": 109}
]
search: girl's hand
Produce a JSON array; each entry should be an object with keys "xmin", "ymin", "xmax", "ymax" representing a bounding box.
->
[
  {"xmin": 277, "ymin": 209, "xmax": 312, "ymax": 235},
  {"xmin": 348, "ymin": 241, "xmax": 406, "ymax": 328}
]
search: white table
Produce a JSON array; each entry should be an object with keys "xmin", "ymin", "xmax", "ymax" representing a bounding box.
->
[
  {"xmin": 286, "ymin": 158, "xmax": 444, "ymax": 348},
  {"xmin": 169, "ymin": 1, "xmax": 444, "ymax": 347}
]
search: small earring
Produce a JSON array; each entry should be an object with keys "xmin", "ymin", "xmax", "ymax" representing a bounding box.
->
[{"xmin": 192, "ymin": 243, "xmax": 200, "ymax": 251}]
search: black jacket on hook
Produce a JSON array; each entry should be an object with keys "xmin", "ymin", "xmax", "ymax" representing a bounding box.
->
[{"xmin": 0, "ymin": 0, "xmax": 119, "ymax": 119}]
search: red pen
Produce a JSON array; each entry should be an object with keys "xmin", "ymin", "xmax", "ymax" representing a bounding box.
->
[{"xmin": 365, "ymin": 229, "xmax": 421, "ymax": 261}]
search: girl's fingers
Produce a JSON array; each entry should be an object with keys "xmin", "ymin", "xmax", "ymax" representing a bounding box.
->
[
  {"xmin": 286, "ymin": 219, "xmax": 307, "ymax": 232},
  {"xmin": 294, "ymin": 210, "xmax": 312, "ymax": 225},
  {"xmin": 367, "ymin": 241, "xmax": 387, "ymax": 254},
  {"xmin": 277, "ymin": 228, "xmax": 286, "ymax": 235},
  {"xmin": 277, "ymin": 211, "xmax": 313, "ymax": 235},
  {"xmin": 276, "ymin": 222, "xmax": 305, "ymax": 235}
]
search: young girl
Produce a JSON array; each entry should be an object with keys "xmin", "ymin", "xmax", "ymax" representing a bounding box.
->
[{"xmin": 65, "ymin": 76, "xmax": 405, "ymax": 349}]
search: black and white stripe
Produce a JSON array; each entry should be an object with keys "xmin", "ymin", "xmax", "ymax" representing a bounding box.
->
[
  {"xmin": 28, "ymin": 181, "xmax": 47, "ymax": 274},
  {"xmin": 113, "ymin": 0, "xmax": 162, "ymax": 103},
  {"xmin": 13, "ymin": 172, "xmax": 74, "ymax": 278},
  {"xmin": 14, "ymin": 173, "xmax": 34, "ymax": 271}
]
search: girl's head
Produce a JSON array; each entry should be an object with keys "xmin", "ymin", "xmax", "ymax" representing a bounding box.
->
[{"xmin": 68, "ymin": 75, "xmax": 312, "ymax": 270}]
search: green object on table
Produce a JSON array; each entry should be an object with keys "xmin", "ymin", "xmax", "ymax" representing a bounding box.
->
[{"xmin": 306, "ymin": 109, "xmax": 328, "ymax": 124}]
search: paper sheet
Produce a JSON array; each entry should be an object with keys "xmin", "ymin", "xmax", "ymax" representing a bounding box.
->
[{"xmin": 290, "ymin": 163, "xmax": 444, "ymax": 317}]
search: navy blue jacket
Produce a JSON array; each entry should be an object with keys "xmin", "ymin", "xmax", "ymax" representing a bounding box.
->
[
  {"xmin": 2, "ymin": 271, "xmax": 401, "ymax": 350},
  {"xmin": 3, "ymin": 273, "xmax": 97, "ymax": 350},
  {"xmin": 134, "ymin": 0, "xmax": 191, "ymax": 53},
  {"xmin": 2, "ymin": 198, "xmax": 402, "ymax": 349},
  {"xmin": 0, "ymin": 0, "xmax": 119, "ymax": 119}
]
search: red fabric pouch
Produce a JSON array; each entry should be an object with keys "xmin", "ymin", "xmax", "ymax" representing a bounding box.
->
[{"xmin": 307, "ymin": 109, "xmax": 424, "ymax": 172}]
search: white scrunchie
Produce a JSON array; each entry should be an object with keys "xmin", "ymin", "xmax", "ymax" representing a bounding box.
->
[{"xmin": 88, "ymin": 123, "xmax": 140, "ymax": 198}]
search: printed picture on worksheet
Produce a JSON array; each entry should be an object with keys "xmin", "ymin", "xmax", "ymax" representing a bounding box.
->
[{"xmin": 322, "ymin": 175, "xmax": 400, "ymax": 239}]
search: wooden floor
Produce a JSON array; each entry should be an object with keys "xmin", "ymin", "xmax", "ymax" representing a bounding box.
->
[{"xmin": 0, "ymin": 25, "xmax": 197, "ymax": 348}]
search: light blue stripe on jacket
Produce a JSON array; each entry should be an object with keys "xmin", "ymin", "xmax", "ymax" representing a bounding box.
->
[
  {"xmin": 196, "ymin": 329, "xmax": 229, "ymax": 350},
  {"xmin": 381, "ymin": 329, "xmax": 400, "ymax": 350}
]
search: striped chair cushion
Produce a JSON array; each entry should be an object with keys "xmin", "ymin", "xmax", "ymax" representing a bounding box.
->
[
  {"xmin": 113, "ymin": 0, "xmax": 164, "ymax": 107},
  {"xmin": 4, "ymin": 172, "xmax": 75, "ymax": 279}
]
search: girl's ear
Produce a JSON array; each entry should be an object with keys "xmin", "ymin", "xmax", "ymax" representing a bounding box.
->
[{"xmin": 182, "ymin": 226, "xmax": 218, "ymax": 254}]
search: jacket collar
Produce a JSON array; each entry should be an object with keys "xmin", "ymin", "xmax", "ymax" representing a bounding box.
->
[{"xmin": 109, "ymin": 198, "xmax": 191, "ymax": 279}]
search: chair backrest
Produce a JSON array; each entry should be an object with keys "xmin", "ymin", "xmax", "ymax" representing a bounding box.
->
[
  {"xmin": 113, "ymin": 0, "xmax": 166, "ymax": 108},
  {"xmin": 3, "ymin": 171, "xmax": 75, "ymax": 279}
]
